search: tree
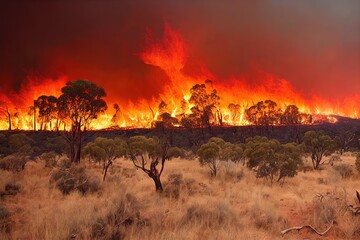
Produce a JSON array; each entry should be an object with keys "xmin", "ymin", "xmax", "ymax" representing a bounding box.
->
[
  {"xmin": 244, "ymin": 136, "xmax": 302, "ymax": 183},
  {"xmin": 355, "ymin": 152, "xmax": 360, "ymax": 173},
  {"xmin": 277, "ymin": 143, "xmax": 303, "ymax": 183},
  {"xmin": 197, "ymin": 137, "xmax": 242, "ymax": 176},
  {"xmin": 245, "ymin": 136, "xmax": 280, "ymax": 182},
  {"xmin": 220, "ymin": 142, "xmax": 244, "ymax": 173},
  {"xmin": 0, "ymin": 101, "xmax": 12, "ymax": 131},
  {"xmin": 35, "ymin": 95, "xmax": 58, "ymax": 131},
  {"xmin": 83, "ymin": 137, "xmax": 127, "ymax": 181},
  {"xmin": 302, "ymin": 130, "xmax": 337, "ymax": 169},
  {"xmin": 245, "ymin": 100, "xmax": 281, "ymax": 126},
  {"xmin": 281, "ymin": 105, "xmax": 301, "ymax": 125},
  {"xmin": 188, "ymin": 82, "xmax": 220, "ymax": 128},
  {"xmin": 228, "ymin": 103, "xmax": 241, "ymax": 124},
  {"xmin": 334, "ymin": 130, "xmax": 356, "ymax": 154},
  {"xmin": 127, "ymin": 136, "xmax": 169, "ymax": 192},
  {"xmin": 58, "ymin": 80, "xmax": 107, "ymax": 163}
]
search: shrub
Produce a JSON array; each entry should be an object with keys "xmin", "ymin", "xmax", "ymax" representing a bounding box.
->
[
  {"xmin": 163, "ymin": 173, "xmax": 184, "ymax": 199},
  {"xmin": 333, "ymin": 164, "xmax": 353, "ymax": 179},
  {"xmin": 4, "ymin": 182, "xmax": 21, "ymax": 196},
  {"xmin": 39, "ymin": 151, "xmax": 58, "ymax": 168},
  {"xmin": 0, "ymin": 204, "xmax": 10, "ymax": 233},
  {"xmin": 355, "ymin": 153, "xmax": 360, "ymax": 172},
  {"xmin": 50, "ymin": 164, "xmax": 100, "ymax": 195},
  {"xmin": 181, "ymin": 201, "xmax": 236, "ymax": 228},
  {"xmin": 167, "ymin": 147, "xmax": 186, "ymax": 159},
  {"xmin": 0, "ymin": 154, "xmax": 29, "ymax": 172},
  {"xmin": 0, "ymin": 204, "xmax": 9, "ymax": 220},
  {"xmin": 91, "ymin": 218, "xmax": 106, "ymax": 239}
]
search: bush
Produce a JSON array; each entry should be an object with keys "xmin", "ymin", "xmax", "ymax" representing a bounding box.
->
[
  {"xmin": 181, "ymin": 201, "xmax": 236, "ymax": 228},
  {"xmin": 355, "ymin": 153, "xmax": 360, "ymax": 172},
  {"xmin": 0, "ymin": 204, "xmax": 9, "ymax": 220},
  {"xmin": 163, "ymin": 173, "xmax": 184, "ymax": 199},
  {"xmin": 39, "ymin": 151, "xmax": 58, "ymax": 168},
  {"xmin": 333, "ymin": 164, "xmax": 353, "ymax": 178},
  {"xmin": 167, "ymin": 147, "xmax": 186, "ymax": 159},
  {"xmin": 50, "ymin": 164, "xmax": 100, "ymax": 195},
  {"xmin": 0, "ymin": 154, "xmax": 29, "ymax": 172},
  {"xmin": 0, "ymin": 204, "xmax": 10, "ymax": 233},
  {"xmin": 4, "ymin": 182, "xmax": 21, "ymax": 196}
]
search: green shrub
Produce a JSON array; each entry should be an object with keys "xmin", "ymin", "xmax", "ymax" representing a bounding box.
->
[{"xmin": 167, "ymin": 147, "xmax": 186, "ymax": 159}]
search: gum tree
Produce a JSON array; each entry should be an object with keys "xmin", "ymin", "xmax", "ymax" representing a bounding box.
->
[
  {"xmin": 58, "ymin": 80, "xmax": 107, "ymax": 163},
  {"xmin": 302, "ymin": 130, "xmax": 337, "ymax": 169},
  {"xmin": 127, "ymin": 136, "xmax": 169, "ymax": 192}
]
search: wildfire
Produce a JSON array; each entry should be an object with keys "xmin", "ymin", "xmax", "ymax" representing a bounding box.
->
[{"xmin": 0, "ymin": 24, "xmax": 359, "ymax": 131}]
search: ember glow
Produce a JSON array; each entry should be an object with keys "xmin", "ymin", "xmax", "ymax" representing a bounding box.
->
[{"xmin": 0, "ymin": 24, "xmax": 358, "ymax": 130}]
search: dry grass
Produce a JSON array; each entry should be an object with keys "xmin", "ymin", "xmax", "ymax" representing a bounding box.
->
[{"xmin": 0, "ymin": 154, "xmax": 359, "ymax": 240}]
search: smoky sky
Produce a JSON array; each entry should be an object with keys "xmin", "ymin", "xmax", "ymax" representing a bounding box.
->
[{"xmin": 0, "ymin": 0, "xmax": 359, "ymax": 102}]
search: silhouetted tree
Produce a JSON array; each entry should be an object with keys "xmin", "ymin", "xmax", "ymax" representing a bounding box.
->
[
  {"xmin": 111, "ymin": 103, "xmax": 121, "ymax": 125},
  {"xmin": 228, "ymin": 103, "xmax": 241, "ymax": 124},
  {"xmin": 281, "ymin": 105, "xmax": 301, "ymax": 125},
  {"xmin": 35, "ymin": 95, "xmax": 58, "ymax": 130},
  {"xmin": 0, "ymin": 101, "xmax": 12, "ymax": 130},
  {"xmin": 58, "ymin": 80, "xmax": 107, "ymax": 163},
  {"xmin": 246, "ymin": 100, "xmax": 281, "ymax": 126},
  {"xmin": 188, "ymin": 82, "xmax": 220, "ymax": 128}
]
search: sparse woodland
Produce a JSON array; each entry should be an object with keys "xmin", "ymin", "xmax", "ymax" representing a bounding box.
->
[
  {"xmin": 1, "ymin": 129, "xmax": 360, "ymax": 240},
  {"xmin": 1, "ymin": 80, "xmax": 360, "ymax": 239}
]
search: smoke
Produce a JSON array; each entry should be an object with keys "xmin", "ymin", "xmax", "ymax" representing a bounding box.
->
[{"xmin": 0, "ymin": 0, "xmax": 359, "ymax": 104}]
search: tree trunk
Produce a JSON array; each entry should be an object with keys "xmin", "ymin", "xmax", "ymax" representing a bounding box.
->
[
  {"xmin": 74, "ymin": 140, "xmax": 81, "ymax": 164},
  {"xmin": 7, "ymin": 111, "xmax": 11, "ymax": 131},
  {"xmin": 151, "ymin": 175, "xmax": 163, "ymax": 192},
  {"xmin": 103, "ymin": 159, "xmax": 112, "ymax": 181}
]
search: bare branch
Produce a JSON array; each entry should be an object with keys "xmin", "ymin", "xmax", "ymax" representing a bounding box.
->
[
  {"xmin": 131, "ymin": 156, "xmax": 150, "ymax": 174},
  {"xmin": 281, "ymin": 220, "xmax": 334, "ymax": 237}
]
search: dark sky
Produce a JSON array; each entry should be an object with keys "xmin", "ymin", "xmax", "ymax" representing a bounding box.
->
[{"xmin": 0, "ymin": 0, "xmax": 359, "ymax": 102}]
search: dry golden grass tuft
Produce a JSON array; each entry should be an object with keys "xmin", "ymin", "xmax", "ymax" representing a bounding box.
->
[{"xmin": 0, "ymin": 154, "xmax": 359, "ymax": 239}]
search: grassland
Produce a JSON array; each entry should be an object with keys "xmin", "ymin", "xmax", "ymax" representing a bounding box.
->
[{"xmin": 1, "ymin": 153, "xmax": 359, "ymax": 240}]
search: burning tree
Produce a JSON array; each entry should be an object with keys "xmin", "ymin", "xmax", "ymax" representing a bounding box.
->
[
  {"xmin": 246, "ymin": 100, "xmax": 281, "ymax": 126},
  {"xmin": 281, "ymin": 105, "xmax": 302, "ymax": 125},
  {"xmin": 58, "ymin": 80, "xmax": 107, "ymax": 163},
  {"xmin": 0, "ymin": 101, "xmax": 12, "ymax": 131},
  {"xmin": 34, "ymin": 95, "xmax": 58, "ymax": 131},
  {"xmin": 188, "ymin": 82, "xmax": 220, "ymax": 129}
]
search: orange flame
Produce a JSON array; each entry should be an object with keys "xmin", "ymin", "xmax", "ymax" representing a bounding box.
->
[{"xmin": 0, "ymin": 25, "xmax": 358, "ymax": 130}]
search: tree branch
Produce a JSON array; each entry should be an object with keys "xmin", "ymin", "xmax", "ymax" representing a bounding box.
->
[
  {"xmin": 281, "ymin": 220, "xmax": 334, "ymax": 237},
  {"xmin": 131, "ymin": 156, "xmax": 150, "ymax": 174}
]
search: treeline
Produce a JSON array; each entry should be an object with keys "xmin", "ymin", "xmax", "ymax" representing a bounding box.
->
[{"xmin": 0, "ymin": 80, "xmax": 317, "ymax": 132}]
